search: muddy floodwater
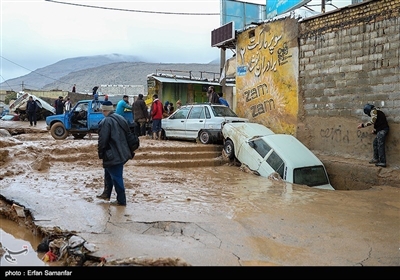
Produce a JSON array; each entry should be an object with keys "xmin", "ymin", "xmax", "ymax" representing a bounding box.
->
[{"xmin": 0, "ymin": 121, "xmax": 399, "ymax": 267}]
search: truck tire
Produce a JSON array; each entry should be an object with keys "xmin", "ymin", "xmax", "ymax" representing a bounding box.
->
[
  {"xmin": 199, "ymin": 130, "xmax": 211, "ymax": 144},
  {"xmin": 50, "ymin": 122, "xmax": 68, "ymax": 140}
]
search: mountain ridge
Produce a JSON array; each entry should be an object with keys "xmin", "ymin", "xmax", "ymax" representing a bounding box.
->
[{"xmin": 1, "ymin": 54, "xmax": 220, "ymax": 93}]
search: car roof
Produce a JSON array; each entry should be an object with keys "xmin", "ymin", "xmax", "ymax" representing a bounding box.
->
[
  {"xmin": 262, "ymin": 134, "xmax": 324, "ymax": 168},
  {"xmin": 225, "ymin": 122, "xmax": 275, "ymax": 138}
]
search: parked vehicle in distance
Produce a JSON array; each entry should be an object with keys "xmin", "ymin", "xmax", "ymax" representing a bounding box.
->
[
  {"xmin": 9, "ymin": 92, "xmax": 55, "ymax": 121},
  {"xmin": 46, "ymin": 99, "xmax": 134, "ymax": 140},
  {"xmin": 161, "ymin": 103, "xmax": 248, "ymax": 144},
  {"xmin": 222, "ymin": 122, "xmax": 335, "ymax": 190}
]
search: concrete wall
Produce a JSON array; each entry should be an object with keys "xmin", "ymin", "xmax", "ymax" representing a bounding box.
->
[{"xmin": 297, "ymin": 0, "xmax": 399, "ymax": 168}]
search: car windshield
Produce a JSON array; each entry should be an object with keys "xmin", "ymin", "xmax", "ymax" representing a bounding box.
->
[
  {"xmin": 293, "ymin": 166, "xmax": 329, "ymax": 187},
  {"xmin": 211, "ymin": 106, "xmax": 238, "ymax": 117}
]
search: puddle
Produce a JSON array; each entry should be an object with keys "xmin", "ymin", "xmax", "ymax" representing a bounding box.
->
[{"xmin": 0, "ymin": 218, "xmax": 46, "ymax": 266}]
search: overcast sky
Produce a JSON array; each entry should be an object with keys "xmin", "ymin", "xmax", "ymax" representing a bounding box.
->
[{"xmin": 0, "ymin": 0, "xmax": 351, "ymax": 82}]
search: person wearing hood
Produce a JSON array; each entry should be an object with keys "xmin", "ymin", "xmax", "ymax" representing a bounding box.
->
[{"xmin": 357, "ymin": 103, "xmax": 389, "ymax": 167}]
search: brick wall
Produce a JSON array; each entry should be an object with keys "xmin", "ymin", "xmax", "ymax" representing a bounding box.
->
[{"xmin": 297, "ymin": 0, "xmax": 400, "ymax": 168}]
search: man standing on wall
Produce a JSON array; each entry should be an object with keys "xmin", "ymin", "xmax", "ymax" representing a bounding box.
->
[
  {"xmin": 357, "ymin": 103, "xmax": 390, "ymax": 167},
  {"xmin": 207, "ymin": 86, "xmax": 220, "ymax": 104}
]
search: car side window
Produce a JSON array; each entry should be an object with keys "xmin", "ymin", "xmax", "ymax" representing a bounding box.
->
[
  {"xmin": 205, "ymin": 106, "xmax": 211, "ymax": 119},
  {"xmin": 251, "ymin": 138, "xmax": 272, "ymax": 158},
  {"xmin": 188, "ymin": 106, "xmax": 203, "ymax": 119},
  {"xmin": 267, "ymin": 151, "xmax": 285, "ymax": 178},
  {"xmin": 172, "ymin": 107, "xmax": 190, "ymax": 119}
]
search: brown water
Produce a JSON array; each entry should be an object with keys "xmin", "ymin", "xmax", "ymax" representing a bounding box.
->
[
  {"xmin": 0, "ymin": 219, "xmax": 45, "ymax": 266},
  {"xmin": 0, "ymin": 125, "xmax": 399, "ymax": 266}
]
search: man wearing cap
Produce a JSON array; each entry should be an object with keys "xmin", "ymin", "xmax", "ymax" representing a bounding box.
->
[
  {"xmin": 96, "ymin": 101, "xmax": 132, "ymax": 206},
  {"xmin": 357, "ymin": 103, "xmax": 389, "ymax": 167}
]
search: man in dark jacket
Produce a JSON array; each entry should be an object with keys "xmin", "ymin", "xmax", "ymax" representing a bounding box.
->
[
  {"xmin": 55, "ymin": 96, "xmax": 64, "ymax": 115},
  {"xmin": 26, "ymin": 96, "xmax": 38, "ymax": 127},
  {"xmin": 132, "ymin": 94, "xmax": 149, "ymax": 136},
  {"xmin": 357, "ymin": 104, "xmax": 389, "ymax": 167},
  {"xmin": 96, "ymin": 101, "xmax": 132, "ymax": 206},
  {"xmin": 207, "ymin": 86, "xmax": 220, "ymax": 104}
]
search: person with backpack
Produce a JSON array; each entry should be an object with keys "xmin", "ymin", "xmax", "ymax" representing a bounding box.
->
[
  {"xmin": 357, "ymin": 103, "xmax": 389, "ymax": 167},
  {"xmin": 96, "ymin": 101, "xmax": 132, "ymax": 206}
]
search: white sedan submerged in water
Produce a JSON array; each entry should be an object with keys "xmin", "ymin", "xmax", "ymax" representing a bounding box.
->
[{"xmin": 222, "ymin": 122, "xmax": 335, "ymax": 190}]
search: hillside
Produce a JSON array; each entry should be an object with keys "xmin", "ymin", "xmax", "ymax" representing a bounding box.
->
[
  {"xmin": 0, "ymin": 54, "xmax": 220, "ymax": 94},
  {"xmin": 42, "ymin": 62, "xmax": 220, "ymax": 94}
]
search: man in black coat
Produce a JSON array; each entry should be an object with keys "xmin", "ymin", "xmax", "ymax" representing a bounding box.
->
[
  {"xmin": 96, "ymin": 101, "xmax": 132, "ymax": 206},
  {"xmin": 132, "ymin": 94, "xmax": 149, "ymax": 136},
  {"xmin": 26, "ymin": 96, "xmax": 38, "ymax": 126}
]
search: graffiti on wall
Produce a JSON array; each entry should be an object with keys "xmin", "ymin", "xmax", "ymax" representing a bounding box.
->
[{"xmin": 236, "ymin": 18, "xmax": 299, "ymax": 134}]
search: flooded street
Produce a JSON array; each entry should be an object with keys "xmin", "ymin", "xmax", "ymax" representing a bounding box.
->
[{"xmin": 0, "ymin": 120, "xmax": 399, "ymax": 266}]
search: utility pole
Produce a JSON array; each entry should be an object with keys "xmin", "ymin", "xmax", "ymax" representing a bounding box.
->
[
  {"xmin": 21, "ymin": 81, "xmax": 24, "ymax": 91},
  {"xmin": 321, "ymin": 0, "xmax": 326, "ymax": 13}
]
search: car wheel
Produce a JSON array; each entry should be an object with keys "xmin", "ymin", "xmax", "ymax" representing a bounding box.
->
[
  {"xmin": 50, "ymin": 122, "xmax": 69, "ymax": 140},
  {"xmin": 199, "ymin": 130, "xmax": 211, "ymax": 144},
  {"xmin": 224, "ymin": 139, "xmax": 235, "ymax": 160},
  {"xmin": 72, "ymin": 133, "xmax": 87, "ymax": 139}
]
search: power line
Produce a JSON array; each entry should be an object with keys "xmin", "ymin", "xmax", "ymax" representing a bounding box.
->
[
  {"xmin": 45, "ymin": 0, "xmax": 219, "ymax": 16},
  {"xmin": 0, "ymin": 55, "xmax": 71, "ymax": 86},
  {"xmin": 0, "ymin": 74, "xmax": 16, "ymax": 91}
]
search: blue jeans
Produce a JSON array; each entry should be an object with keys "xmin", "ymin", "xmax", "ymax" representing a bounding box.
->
[
  {"xmin": 152, "ymin": 119, "xmax": 162, "ymax": 133},
  {"xmin": 373, "ymin": 129, "xmax": 389, "ymax": 164},
  {"xmin": 104, "ymin": 163, "xmax": 126, "ymax": 205}
]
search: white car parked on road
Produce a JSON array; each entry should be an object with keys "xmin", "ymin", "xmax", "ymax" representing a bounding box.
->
[
  {"xmin": 161, "ymin": 103, "xmax": 248, "ymax": 144},
  {"xmin": 222, "ymin": 122, "xmax": 334, "ymax": 190}
]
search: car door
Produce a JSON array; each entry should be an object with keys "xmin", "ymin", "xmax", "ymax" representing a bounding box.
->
[
  {"xmin": 184, "ymin": 105, "xmax": 207, "ymax": 139},
  {"xmin": 241, "ymin": 138, "xmax": 276, "ymax": 176},
  {"xmin": 162, "ymin": 106, "xmax": 190, "ymax": 139},
  {"xmin": 236, "ymin": 137, "xmax": 268, "ymax": 173}
]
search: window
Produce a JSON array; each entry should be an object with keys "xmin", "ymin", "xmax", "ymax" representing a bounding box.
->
[
  {"xmin": 171, "ymin": 107, "xmax": 190, "ymax": 119},
  {"xmin": 188, "ymin": 106, "xmax": 204, "ymax": 119},
  {"xmin": 293, "ymin": 166, "xmax": 329, "ymax": 187},
  {"xmin": 266, "ymin": 151, "xmax": 285, "ymax": 179},
  {"xmin": 252, "ymin": 138, "xmax": 272, "ymax": 158},
  {"xmin": 211, "ymin": 106, "xmax": 238, "ymax": 117}
]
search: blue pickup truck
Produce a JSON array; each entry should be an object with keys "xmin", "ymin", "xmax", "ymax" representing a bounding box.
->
[{"xmin": 46, "ymin": 99, "xmax": 134, "ymax": 140}]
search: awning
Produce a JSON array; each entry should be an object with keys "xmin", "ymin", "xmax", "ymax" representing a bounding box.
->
[{"xmin": 150, "ymin": 76, "xmax": 221, "ymax": 86}]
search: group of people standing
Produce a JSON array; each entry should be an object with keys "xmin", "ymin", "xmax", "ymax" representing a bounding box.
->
[
  {"xmin": 207, "ymin": 86, "xmax": 229, "ymax": 107},
  {"xmin": 54, "ymin": 96, "xmax": 72, "ymax": 115}
]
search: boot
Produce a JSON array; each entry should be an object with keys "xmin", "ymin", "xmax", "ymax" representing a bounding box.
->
[{"xmin": 157, "ymin": 131, "xmax": 161, "ymax": 140}]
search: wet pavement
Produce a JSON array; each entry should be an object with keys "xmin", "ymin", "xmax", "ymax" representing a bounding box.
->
[{"xmin": 0, "ymin": 119, "xmax": 399, "ymax": 267}]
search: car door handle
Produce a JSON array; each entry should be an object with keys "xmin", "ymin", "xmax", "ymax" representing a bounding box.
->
[{"xmin": 199, "ymin": 120, "xmax": 203, "ymax": 122}]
